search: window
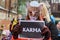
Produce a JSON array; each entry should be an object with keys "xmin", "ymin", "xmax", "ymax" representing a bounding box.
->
[
  {"xmin": 51, "ymin": 0, "xmax": 60, "ymax": 3},
  {"xmin": 11, "ymin": 0, "xmax": 17, "ymax": 13},
  {"xmin": 0, "ymin": 0, "xmax": 5, "ymax": 8},
  {"xmin": 58, "ymin": 4, "xmax": 60, "ymax": 11}
]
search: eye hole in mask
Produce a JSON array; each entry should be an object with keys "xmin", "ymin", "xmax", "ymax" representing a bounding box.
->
[
  {"xmin": 29, "ymin": 12, "xmax": 32, "ymax": 15},
  {"xmin": 29, "ymin": 11, "xmax": 39, "ymax": 16}
]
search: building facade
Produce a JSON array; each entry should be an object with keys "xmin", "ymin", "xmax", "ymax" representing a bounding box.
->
[
  {"xmin": 0, "ymin": 0, "xmax": 18, "ymax": 30},
  {"xmin": 50, "ymin": 0, "xmax": 60, "ymax": 17},
  {"xmin": 0, "ymin": 0, "xmax": 18, "ymax": 20}
]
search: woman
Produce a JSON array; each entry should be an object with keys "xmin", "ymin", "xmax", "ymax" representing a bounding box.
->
[
  {"xmin": 26, "ymin": 1, "xmax": 51, "ymax": 40},
  {"xmin": 10, "ymin": 1, "xmax": 51, "ymax": 40},
  {"xmin": 39, "ymin": 2, "xmax": 58, "ymax": 40}
]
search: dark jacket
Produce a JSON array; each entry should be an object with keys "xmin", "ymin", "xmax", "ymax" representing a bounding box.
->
[{"xmin": 46, "ymin": 21, "xmax": 58, "ymax": 40}]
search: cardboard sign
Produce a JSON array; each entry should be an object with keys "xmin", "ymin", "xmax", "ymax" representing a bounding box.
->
[{"xmin": 20, "ymin": 20, "xmax": 45, "ymax": 38}]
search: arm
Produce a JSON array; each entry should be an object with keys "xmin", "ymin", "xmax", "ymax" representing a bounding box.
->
[{"xmin": 41, "ymin": 26, "xmax": 51, "ymax": 40}]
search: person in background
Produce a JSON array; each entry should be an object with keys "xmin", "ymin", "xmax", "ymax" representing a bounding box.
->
[
  {"xmin": 50, "ymin": 14, "xmax": 56, "ymax": 24},
  {"xmin": 2, "ymin": 30, "xmax": 11, "ymax": 40},
  {"xmin": 10, "ymin": 18, "xmax": 22, "ymax": 40},
  {"xmin": 56, "ymin": 21, "xmax": 60, "ymax": 40},
  {"xmin": 2, "ymin": 30, "xmax": 6, "ymax": 40},
  {"xmin": 57, "ymin": 21, "xmax": 60, "ymax": 36},
  {"xmin": 38, "ymin": 1, "xmax": 58, "ymax": 40},
  {"xmin": 39, "ymin": 2, "xmax": 51, "ymax": 24}
]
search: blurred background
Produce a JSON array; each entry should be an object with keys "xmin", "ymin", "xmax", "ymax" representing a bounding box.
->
[{"xmin": 0, "ymin": 0, "xmax": 60, "ymax": 40}]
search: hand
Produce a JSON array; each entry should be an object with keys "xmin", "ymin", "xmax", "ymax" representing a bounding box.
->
[{"xmin": 41, "ymin": 26, "xmax": 50, "ymax": 34}]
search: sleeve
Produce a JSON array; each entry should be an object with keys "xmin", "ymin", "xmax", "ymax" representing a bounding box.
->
[{"xmin": 41, "ymin": 26, "xmax": 51, "ymax": 40}]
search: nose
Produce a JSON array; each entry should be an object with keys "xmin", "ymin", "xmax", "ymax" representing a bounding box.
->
[{"xmin": 32, "ymin": 12, "xmax": 35, "ymax": 16}]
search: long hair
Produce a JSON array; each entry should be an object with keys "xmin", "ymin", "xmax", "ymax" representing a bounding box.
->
[{"xmin": 39, "ymin": 3, "xmax": 51, "ymax": 22}]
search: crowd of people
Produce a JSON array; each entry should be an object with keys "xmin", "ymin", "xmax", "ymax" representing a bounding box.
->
[{"xmin": 1, "ymin": 1, "xmax": 60, "ymax": 40}]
